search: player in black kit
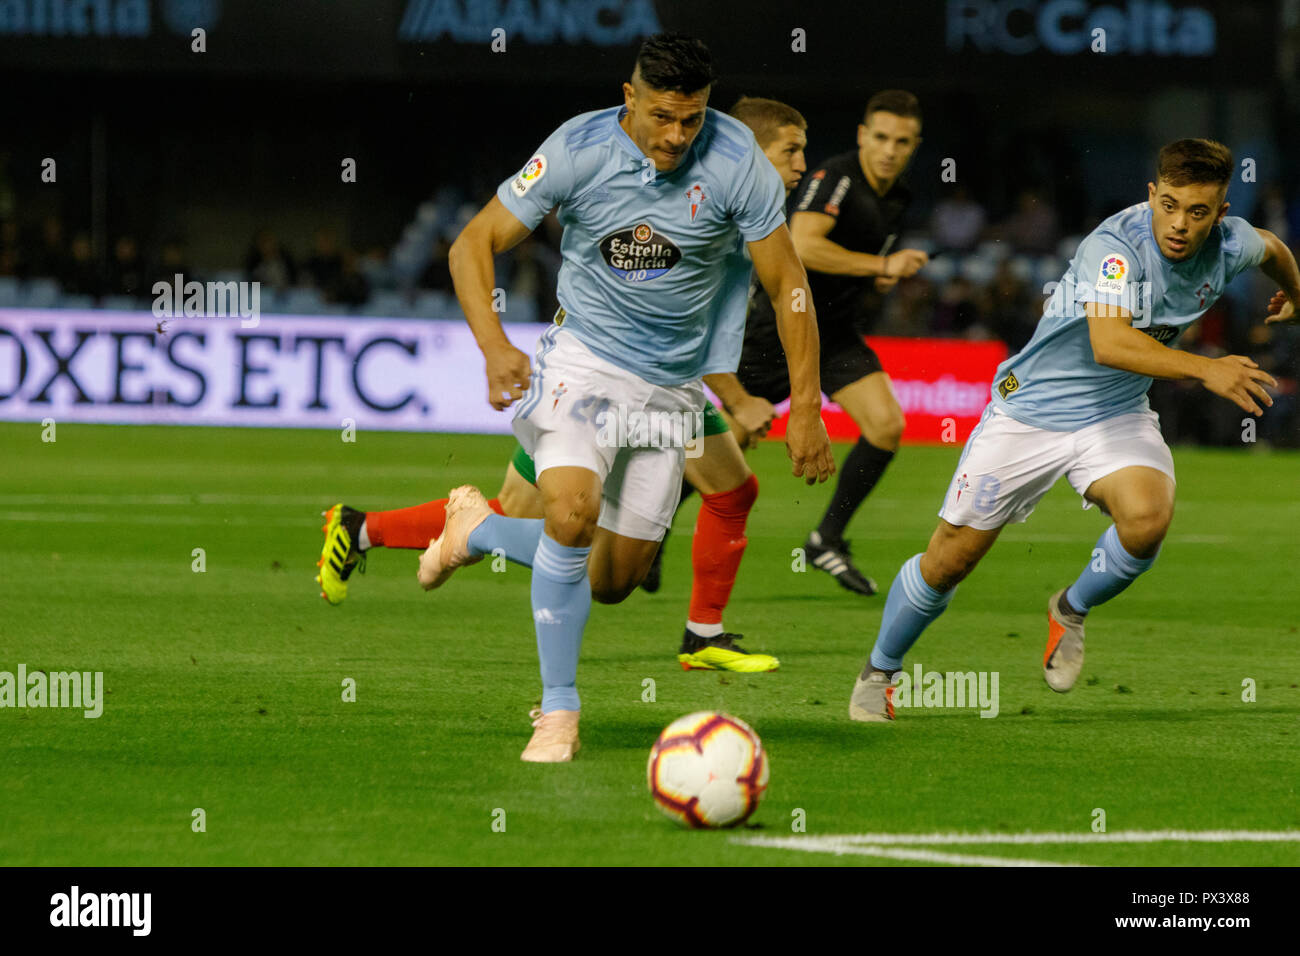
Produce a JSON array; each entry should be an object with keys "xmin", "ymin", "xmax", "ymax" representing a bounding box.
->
[{"xmin": 735, "ymin": 90, "xmax": 929, "ymax": 595}]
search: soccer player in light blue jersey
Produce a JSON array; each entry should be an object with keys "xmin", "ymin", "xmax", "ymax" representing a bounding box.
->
[
  {"xmin": 849, "ymin": 138, "xmax": 1300, "ymax": 721},
  {"xmin": 420, "ymin": 34, "xmax": 835, "ymax": 760}
]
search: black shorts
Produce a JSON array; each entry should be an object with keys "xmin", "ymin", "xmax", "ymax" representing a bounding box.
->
[{"xmin": 737, "ymin": 321, "xmax": 884, "ymax": 404}]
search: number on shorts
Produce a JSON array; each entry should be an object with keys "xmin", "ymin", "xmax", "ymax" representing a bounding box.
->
[
  {"xmin": 972, "ymin": 475, "xmax": 1001, "ymax": 516},
  {"xmin": 569, "ymin": 394, "xmax": 611, "ymax": 425}
]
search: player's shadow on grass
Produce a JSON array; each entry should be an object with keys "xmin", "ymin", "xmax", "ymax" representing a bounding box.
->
[{"xmin": 590, "ymin": 715, "xmax": 897, "ymax": 751}]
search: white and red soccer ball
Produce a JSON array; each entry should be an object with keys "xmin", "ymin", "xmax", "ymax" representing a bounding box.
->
[{"xmin": 647, "ymin": 711, "xmax": 769, "ymax": 828}]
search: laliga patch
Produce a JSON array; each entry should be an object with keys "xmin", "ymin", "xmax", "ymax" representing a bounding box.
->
[
  {"xmin": 1095, "ymin": 253, "xmax": 1128, "ymax": 295},
  {"xmin": 510, "ymin": 154, "xmax": 547, "ymax": 197},
  {"xmin": 599, "ymin": 222, "xmax": 681, "ymax": 281}
]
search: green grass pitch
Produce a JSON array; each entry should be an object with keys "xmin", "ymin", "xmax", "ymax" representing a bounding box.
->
[{"xmin": 1, "ymin": 422, "xmax": 1297, "ymax": 866}]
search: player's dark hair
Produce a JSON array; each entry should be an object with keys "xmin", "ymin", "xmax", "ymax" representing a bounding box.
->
[
  {"xmin": 1156, "ymin": 139, "xmax": 1233, "ymax": 188},
  {"xmin": 863, "ymin": 89, "xmax": 922, "ymax": 126},
  {"xmin": 634, "ymin": 33, "xmax": 715, "ymax": 94},
  {"xmin": 729, "ymin": 96, "xmax": 806, "ymax": 149}
]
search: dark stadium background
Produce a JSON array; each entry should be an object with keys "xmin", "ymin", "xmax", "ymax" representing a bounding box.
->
[{"xmin": 1, "ymin": 0, "xmax": 1296, "ymax": 443}]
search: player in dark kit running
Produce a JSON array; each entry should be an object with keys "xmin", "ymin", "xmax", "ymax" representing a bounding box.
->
[{"xmin": 736, "ymin": 90, "xmax": 929, "ymax": 596}]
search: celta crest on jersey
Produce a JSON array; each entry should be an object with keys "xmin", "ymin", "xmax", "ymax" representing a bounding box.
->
[
  {"xmin": 600, "ymin": 222, "xmax": 682, "ymax": 281},
  {"xmin": 686, "ymin": 183, "xmax": 706, "ymax": 222}
]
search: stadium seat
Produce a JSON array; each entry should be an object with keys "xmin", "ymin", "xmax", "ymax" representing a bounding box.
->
[
  {"xmin": 360, "ymin": 255, "xmax": 395, "ymax": 290},
  {"xmin": 900, "ymin": 234, "xmax": 934, "ymax": 255},
  {"xmin": 280, "ymin": 287, "xmax": 325, "ymax": 315},
  {"xmin": 100, "ymin": 295, "xmax": 143, "ymax": 312},
  {"xmin": 365, "ymin": 290, "xmax": 409, "ymax": 318},
  {"xmin": 20, "ymin": 278, "xmax": 61, "ymax": 308},
  {"xmin": 976, "ymin": 240, "xmax": 1010, "ymax": 262},
  {"xmin": 416, "ymin": 201, "xmax": 440, "ymax": 226},
  {"xmin": 1035, "ymin": 256, "xmax": 1066, "ymax": 289},
  {"xmin": 1057, "ymin": 235, "xmax": 1084, "ymax": 262},
  {"xmin": 1007, "ymin": 255, "xmax": 1035, "ymax": 283},
  {"xmin": 412, "ymin": 290, "xmax": 451, "ymax": 317},
  {"xmin": 502, "ymin": 298, "xmax": 537, "ymax": 324},
  {"xmin": 959, "ymin": 255, "xmax": 997, "ymax": 284},
  {"xmin": 920, "ymin": 255, "xmax": 956, "ymax": 283},
  {"xmin": 254, "ymin": 289, "xmax": 281, "ymax": 314}
]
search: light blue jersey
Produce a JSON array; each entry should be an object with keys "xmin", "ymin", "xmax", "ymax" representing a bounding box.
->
[
  {"xmin": 497, "ymin": 105, "xmax": 785, "ymax": 386},
  {"xmin": 991, "ymin": 202, "xmax": 1267, "ymax": 430}
]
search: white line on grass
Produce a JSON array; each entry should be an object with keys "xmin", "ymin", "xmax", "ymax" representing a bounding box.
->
[
  {"xmin": 738, "ymin": 829, "xmax": 1300, "ymax": 847},
  {"xmin": 734, "ymin": 830, "xmax": 1300, "ymax": 866},
  {"xmin": 736, "ymin": 839, "xmax": 1085, "ymax": 867}
]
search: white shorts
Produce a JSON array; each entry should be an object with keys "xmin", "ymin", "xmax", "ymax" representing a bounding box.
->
[
  {"xmin": 938, "ymin": 404, "xmax": 1176, "ymax": 531},
  {"xmin": 512, "ymin": 326, "xmax": 704, "ymax": 541}
]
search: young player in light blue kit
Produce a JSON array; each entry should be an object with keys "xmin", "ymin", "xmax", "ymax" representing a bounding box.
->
[
  {"xmin": 850, "ymin": 138, "xmax": 1300, "ymax": 721},
  {"xmin": 421, "ymin": 34, "xmax": 835, "ymax": 759}
]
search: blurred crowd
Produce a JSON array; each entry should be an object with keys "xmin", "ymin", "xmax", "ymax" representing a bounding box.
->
[{"xmin": 1, "ymin": 184, "xmax": 1297, "ymax": 446}]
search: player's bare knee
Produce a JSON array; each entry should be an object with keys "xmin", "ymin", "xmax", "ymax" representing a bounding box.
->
[
  {"xmin": 589, "ymin": 560, "xmax": 642, "ymax": 604},
  {"xmin": 540, "ymin": 482, "xmax": 600, "ymax": 544},
  {"xmin": 880, "ymin": 413, "xmax": 905, "ymax": 451},
  {"xmin": 921, "ymin": 524, "xmax": 992, "ymax": 591},
  {"xmin": 918, "ymin": 548, "xmax": 968, "ymax": 592},
  {"xmin": 592, "ymin": 580, "xmax": 636, "ymax": 604},
  {"xmin": 1116, "ymin": 508, "xmax": 1171, "ymax": 559},
  {"xmin": 543, "ymin": 503, "xmax": 599, "ymax": 547},
  {"xmin": 860, "ymin": 413, "xmax": 904, "ymax": 452}
]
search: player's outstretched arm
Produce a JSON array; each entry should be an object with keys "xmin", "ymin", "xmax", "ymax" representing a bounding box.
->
[
  {"xmin": 1086, "ymin": 302, "xmax": 1277, "ymax": 416},
  {"xmin": 701, "ymin": 373, "xmax": 776, "ymax": 445},
  {"xmin": 747, "ymin": 224, "xmax": 834, "ymax": 484},
  {"xmin": 449, "ymin": 196, "xmax": 536, "ymax": 410},
  {"xmin": 1257, "ymin": 228, "xmax": 1300, "ymax": 325},
  {"xmin": 789, "ymin": 211, "xmax": 928, "ymax": 279}
]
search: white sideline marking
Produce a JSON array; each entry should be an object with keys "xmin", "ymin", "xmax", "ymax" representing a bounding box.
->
[
  {"xmin": 742, "ymin": 829, "xmax": 1300, "ymax": 846},
  {"xmin": 741, "ymin": 841, "xmax": 1085, "ymax": 867},
  {"xmin": 734, "ymin": 830, "xmax": 1300, "ymax": 867}
]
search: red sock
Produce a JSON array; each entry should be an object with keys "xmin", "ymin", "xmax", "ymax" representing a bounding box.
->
[
  {"xmin": 367, "ymin": 498, "xmax": 504, "ymax": 550},
  {"xmin": 688, "ymin": 474, "xmax": 758, "ymax": 626}
]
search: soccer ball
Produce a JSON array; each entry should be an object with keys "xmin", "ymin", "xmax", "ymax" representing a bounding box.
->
[{"xmin": 646, "ymin": 711, "xmax": 769, "ymax": 828}]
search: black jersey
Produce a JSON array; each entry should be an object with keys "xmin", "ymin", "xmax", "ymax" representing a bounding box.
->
[
  {"xmin": 736, "ymin": 150, "xmax": 912, "ymax": 378},
  {"xmin": 790, "ymin": 149, "xmax": 912, "ymax": 327}
]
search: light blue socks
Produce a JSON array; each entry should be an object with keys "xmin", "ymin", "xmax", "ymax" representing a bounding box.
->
[
  {"xmin": 530, "ymin": 533, "xmax": 592, "ymax": 713},
  {"xmin": 868, "ymin": 554, "xmax": 955, "ymax": 673}
]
